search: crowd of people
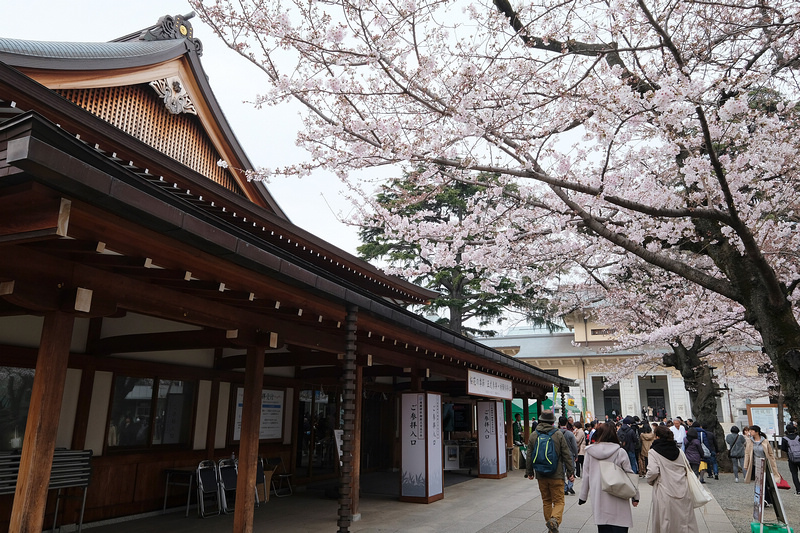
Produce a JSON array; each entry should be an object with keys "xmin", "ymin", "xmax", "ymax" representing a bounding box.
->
[{"xmin": 521, "ymin": 409, "xmax": 800, "ymax": 533}]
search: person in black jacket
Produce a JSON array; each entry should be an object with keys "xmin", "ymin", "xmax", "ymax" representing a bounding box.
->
[
  {"xmin": 780, "ymin": 424, "xmax": 800, "ymax": 494},
  {"xmin": 617, "ymin": 416, "xmax": 640, "ymax": 474},
  {"xmin": 684, "ymin": 427, "xmax": 704, "ymax": 479}
]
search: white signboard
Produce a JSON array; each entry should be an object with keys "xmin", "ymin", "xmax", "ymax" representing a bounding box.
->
[
  {"xmin": 477, "ymin": 401, "xmax": 498, "ymax": 475},
  {"xmin": 748, "ymin": 404, "xmax": 791, "ymax": 436},
  {"xmin": 427, "ymin": 394, "xmax": 443, "ymax": 496},
  {"xmin": 467, "ymin": 370, "xmax": 512, "ymax": 400},
  {"xmin": 401, "ymin": 393, "xmax": 427, "ymax": 498},
  {"xmin": 495, "ymin": 400, "xmax": 507, "ymax": 476},
  {"xmin": 233, "ymin": 388, "xmax": 284, "ymax": 441}
]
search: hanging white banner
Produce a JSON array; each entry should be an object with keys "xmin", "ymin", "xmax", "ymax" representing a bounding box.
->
[{"xmin": 467, "ymin": 370, "xmax": 512, "ymax": 400}]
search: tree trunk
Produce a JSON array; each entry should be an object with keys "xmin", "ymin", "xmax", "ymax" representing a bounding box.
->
[
  {"xmin": 698, "ymin": 218, "xmax": 800, "ymax": 423},
  {"xmin": 743, "ymin": 296, "xmax": 800, "ymax": 425},
  {"xmin": 662, "ymin": 336, "xmax": 731, "ymax": 471}
]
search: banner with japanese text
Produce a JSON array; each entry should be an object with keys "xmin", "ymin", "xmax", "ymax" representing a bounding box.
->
[
  {"xmin": 401, "ymin": 393, "xmax": 427, "ymax": 498},
  {"xmin": 427, "ymin": 393, "xmax": 443, "ymax": 495}
]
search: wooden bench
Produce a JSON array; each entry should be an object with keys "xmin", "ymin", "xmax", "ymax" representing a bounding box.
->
[{"xmin": 0, "ymin": 449, "xmax": 93, "ymax": 532}]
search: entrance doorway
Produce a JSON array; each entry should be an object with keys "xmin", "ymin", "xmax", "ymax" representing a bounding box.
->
[
  {"xmin": 296, "ymin": 387, "xmax": 340, "ymax": 479},
  {"xmin": 603, "ymin": 390, "xmax": 621, "ymax": 419},
  {"xmin": 646, "ymin": 390, "xmax": 666, "ymax": 420}
]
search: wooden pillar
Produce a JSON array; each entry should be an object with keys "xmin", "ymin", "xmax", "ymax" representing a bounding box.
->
[
  {"xmin": 205, "ymin": 379, "xmax": 220, "ymax": 459},
  {"xmin": 232, "ymin": 346, "xmax": 265, "ymax": 533},
  {"xmin": 337, "ymin": 305, "xmax": 358, "ymax": 533},
  {"xmin": 505, "ymin": 399, "xmax": 513, "ymax": 448},
  {"xmin": 351, "ymin": 364, "xmax": 363, "ymax": 518},
  {"xmin": 70, "ymin": 364, "xmax": 95, "ymax": 450},
  {"xmin": 522, "ymin": 398, "xmax": 530, "ymax": 442},
  {"xmin": 10, "ymin": 312, "xmax": 74, "ymax": 533},
  {"xmin": 410, "ymin": 371, "xmax": 422, "ymax": 392},
  {"xmin": 536, "ymin": 393, "xmax": 543, "ymax": 420}
]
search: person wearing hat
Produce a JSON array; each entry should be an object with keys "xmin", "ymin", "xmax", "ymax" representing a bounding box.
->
[{"xmin": 526, "ymin": 410, "xmax": 574, "ymax": 532}]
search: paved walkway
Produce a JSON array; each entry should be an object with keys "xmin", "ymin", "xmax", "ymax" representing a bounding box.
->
[{"xmin": 80, "ymin": 469, "xmax": 739, "ymax": 533}]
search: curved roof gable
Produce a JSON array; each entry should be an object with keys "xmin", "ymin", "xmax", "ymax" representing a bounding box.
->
[{"xmin": 0, "ymin": 13, "xmax": 286, "ymax": 217}]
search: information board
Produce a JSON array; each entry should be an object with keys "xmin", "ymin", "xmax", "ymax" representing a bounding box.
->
[
  {"xmin": 233, "ymin": 388, "xmax": 284, "ymax": 441},
  {"xmin": 748, "ymin": 404, "xmax": 791, "ymax": 436}
]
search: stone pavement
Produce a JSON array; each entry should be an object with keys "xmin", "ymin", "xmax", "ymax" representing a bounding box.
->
[{"xmin": 81, "ymin": 469, "xmax": 740, "ymax": 533}]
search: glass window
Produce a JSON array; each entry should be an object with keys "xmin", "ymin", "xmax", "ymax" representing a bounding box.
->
[
  {"xmin": 153, "ymin": 380, "xmax": 195, "ymax": 445},
  {"xmin": 0, "ymin": 367, "xmax": 35, "ymax": 451},
  {"xmin": 108, "ymin": 376, "xmax": 194, "ymax": 449}
]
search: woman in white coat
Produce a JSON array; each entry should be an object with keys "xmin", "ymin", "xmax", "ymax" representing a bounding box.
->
[
  {"xmin": 578, "ymin": 422, "xmax": 640, "ymax": 533},
  {"xmin": 645, "ymin": 425, "xmax": 699, "ymax": 533}
]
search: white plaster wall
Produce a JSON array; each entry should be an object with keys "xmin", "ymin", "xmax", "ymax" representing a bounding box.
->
[
  {"xmin": 193, "ymin": 380, "xmax": 212, "ymax": 450},
  {"xmin": 70, "ymin": 318, "xmax": 89, "ymax": 353},
  {"xmin": 619, "ymin": 377, "xmax": 639, "ymax": 417},
  {"xmin": 98, "ymin": 312, "xmax": 215, "ymax": 367},
  {"xmin": 55, "ymin": 368, "xmax": 82, "ymax": 449},
  {"xmin": 85, "ymin": 371, "xmax": 113, "ymax": 456},
  {"xmin": 214, "ymin": 382, "xmax": 230, "ymax": 449},
  {"xmin": 0, "ymin": 315, "xmax": 43, "ymax": 347},
  {"xmin": 667, "ymin": 373, "xmax": 691, "ymax": 419}
]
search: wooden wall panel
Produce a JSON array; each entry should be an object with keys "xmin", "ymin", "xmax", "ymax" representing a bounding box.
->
[{"xmin": 57, "ymin": 85, "xmax": 244, "ymax": 196}]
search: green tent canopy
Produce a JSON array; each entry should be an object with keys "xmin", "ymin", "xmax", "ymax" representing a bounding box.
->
[{"xmin": 509, "ymin": 397, "xmax": 581, "ymax": 419}]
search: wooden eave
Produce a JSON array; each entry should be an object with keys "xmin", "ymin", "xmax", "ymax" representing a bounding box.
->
[
  {"xmin": 0, "ymin": 60, "xmax": 437, "ymax": 303},
  {"xmin": 0, "ymin": 38, "xmax": 281, "ymax": 215},
  {"xmin": 0, "ymin": 111, "xmax": 570, "ymax": 395}
]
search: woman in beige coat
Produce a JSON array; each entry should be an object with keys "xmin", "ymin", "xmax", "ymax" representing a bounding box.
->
[
  {"xmin": 743, "ymin": 425, "xmax": 780, "ymax": 507},
  {"xmin": 743, "ymin": 424, "xmax": 779, "ymax": 482},
  {"xmin": 638, "ymin": 423, "xmax": 656, "ymax": 476},
  {"xmin": 645, "ymin": 425, "xmax": 699, "ymax": 533},
  {"xmin": 573, "ymin": 422, "xmax": 587, "ymax": 477}
]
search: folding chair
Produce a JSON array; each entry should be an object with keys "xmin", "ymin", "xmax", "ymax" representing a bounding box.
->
[
  {"xmin": 254, "ymin": 457, "xmax": 273, "ymax": 507},
  {"xmin": 265, "ymin": 457, "xmax": 293, "ymax": 497},
  {"xmin": 217, "ymin": 458, "xmax": 238, "ymax": 513},
  {"xmin": 196, "ymin": 460, "xmax": 221, "ymax": 517}
]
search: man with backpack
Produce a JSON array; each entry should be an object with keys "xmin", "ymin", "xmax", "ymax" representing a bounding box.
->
[
  {"xmin": 617, "ymin": 416, "xmax": 640, "ymax": 474},
  {"xmin": 526, "ymin": 410, "xmax": 575, "ymax": 533},
  {"xmin": 781, "ymin": 424, "xmax": 800, "ymax": 494}
]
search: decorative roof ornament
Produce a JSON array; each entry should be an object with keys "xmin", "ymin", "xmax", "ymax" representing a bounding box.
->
[
  {"xmin": 149, "ymin": 77, "xmax": 197, "ymax": 115},
  {"xmin": 139, "ymin": 12, "xmax": 203, "ymax": 56}
]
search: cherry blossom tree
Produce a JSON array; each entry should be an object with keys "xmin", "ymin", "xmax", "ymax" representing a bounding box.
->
[
  {"xmin": 565, "ymin": 260, "xmax": 766, "ymax": 459},
  {"xmin": 192, "ymin": 0, "xmax": 800, "ymax": 418}
]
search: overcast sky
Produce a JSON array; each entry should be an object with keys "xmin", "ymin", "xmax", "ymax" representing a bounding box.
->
[{"xmin": 1, "ymin": 0, "xmax": 367, "ymax": 255}]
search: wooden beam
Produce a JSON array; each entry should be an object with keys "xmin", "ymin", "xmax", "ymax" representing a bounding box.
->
[
  {"xmin": 216, "ymin": 350, "xmax": 341, "ymax": 370},
  {"xmin": 233, "ymin": 346, "xmax": 264, "ymax": 533},
  {"xmin": 0, "ymin": 245, "xmax": 347, "ymax": 352},
  {"xmin": 0, "ymin": 185, "xmax": 70, "ymax": 244},
  {"xmin": 0, "ymin": 279, "xmax": 59, "ymax": 311},
  {"xmin": 9, "ymin": 312, "xmax": 74, "ymax": 533},
  {"xmin": 91, "ymin": 327, "xmax": 281, "ymax": 356},
  {"xmin": 298, "ymin": 366, "xmax": 343, "ymax": 380},
  {"xmin": 91, "ymin": 328, "xmax": 231, "ymax": 355}
]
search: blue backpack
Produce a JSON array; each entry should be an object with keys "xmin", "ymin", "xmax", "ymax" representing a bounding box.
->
[{"xmin": 529, "ymin": 429, "xmax": 559, "ymax": 475}]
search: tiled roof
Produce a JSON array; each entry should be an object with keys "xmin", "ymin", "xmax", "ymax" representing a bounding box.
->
[{"xmin": 0, "ymin": 38, "xmax": 188, "ymax": 69}]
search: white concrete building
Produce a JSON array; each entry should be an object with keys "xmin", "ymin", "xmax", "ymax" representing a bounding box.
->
[{"xmin": 478, "ymin": 317, "xmax": 736, "ymax": 424}]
